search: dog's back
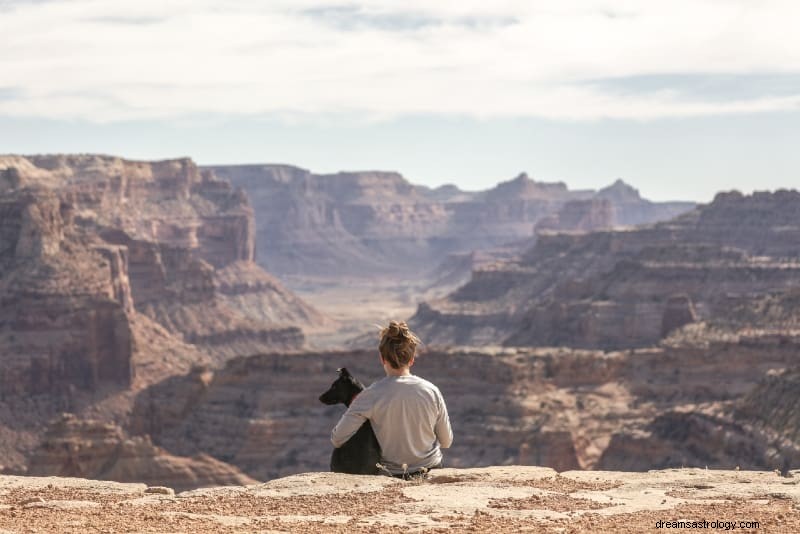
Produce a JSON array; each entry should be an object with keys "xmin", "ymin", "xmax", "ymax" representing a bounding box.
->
[{"xmin": 319, "ymin": 368, "xmax": 381, "ymax": 475}]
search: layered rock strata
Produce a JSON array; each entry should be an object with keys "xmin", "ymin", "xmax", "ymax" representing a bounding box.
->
[
  {"xmin": 128, "ymin": 334, "xmax": 800, "ymax": 480},
  {"xmin": 27, "ymin": 413, "xmax": 257, "ymax": 491},
  {"xmin": 0, "ymin": 155, "xmax": 321, "ymax": 362},
  {"xmin": 208, "ymin": 165, "xmax": 693, "ymax": 280},
  {"xmin": 0, "ymin": 154, "xmax": 326, "ymax": 479},
  {"xmin": 0, "ymin": 190, "xmax": 134, "ymax": 396},
  {"xmin": 415, "ymin": 190, "xmax": 800, "ymax": 349}
]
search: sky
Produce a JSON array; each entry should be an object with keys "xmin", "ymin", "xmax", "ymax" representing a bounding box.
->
[{"xmin": 1, "ymin": 0, "xmax": 799, "ymax": 202}]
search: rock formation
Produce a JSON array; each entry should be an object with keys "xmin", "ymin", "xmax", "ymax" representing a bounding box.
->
[
  {"xmin": 534, "ymin": 198, "xmax": 615, "ymax": 233},
  {"xmin": 0, "ymin": 155, "xmax": 323, "ymax": 364},
  {"xmin": 596, "ymin": 178, "xmax": 694, "ymax": 226},
  {"xmin": 2, "ymin": 467, "xmax": 798, "ymax": 533},
  {"xmin": 207, "ymin": 165, "xmax": 694, "ymax": 280},
  {"xmin": 597, "ymin": 359, "xmax": 800, "ymax": 474},
  {"xmin": 0, "ymin": 154, "xmax": 326, "ymax": 480},
  {"xmin": 0, "ymin": 189, "xmax": 134, "ymax": 396},
  {"xmin": 415, "ymin": 190, "xmax": 800, "ymax": 349},
  {"xmin": 127, "ymin": 331, "xmax": 800, "ymax": 480},
  {"xmin": 4, "ymin": 153, "xmax": 798, "ymax": 495},
  {"xmin": 27, "ymin": 413, "xmax": 256, "ymax": 491}
]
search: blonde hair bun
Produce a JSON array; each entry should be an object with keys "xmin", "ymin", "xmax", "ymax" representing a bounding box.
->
[{"xmin": 383, "ymin": 320, "xmax": 410, "ymax": 341}]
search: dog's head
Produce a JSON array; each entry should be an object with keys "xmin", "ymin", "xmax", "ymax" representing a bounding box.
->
[{"xmin": 319, "ymin": 367, "xmax": 366, "ymax": 407}]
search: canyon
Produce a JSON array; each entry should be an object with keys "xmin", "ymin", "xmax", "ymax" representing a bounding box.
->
[
  {"xmin": 2, "ymin": 153, "xmax": 799, "ymax": 500},
  {"xmin": 0, "ymin": 155, "xmax": 324, "ymax": 474},
  {"xmin": 208, "ymin": 165, "xmax": 693, "ymax": 282},
  {"xmin": 125, "ymin": 333, "xmax": 800, "ymax": 482},
  {"xmin": 208, "ymin": 164, "xmax": 694, "ymax": 343},
  {"xmin": 414, "ymin": 190, "xmax": 800, "ymax": 349}
]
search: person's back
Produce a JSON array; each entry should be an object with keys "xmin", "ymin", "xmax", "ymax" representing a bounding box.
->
[{"xmin": 330, "ymin": 321, "xmax": 453, "ymax": 476}]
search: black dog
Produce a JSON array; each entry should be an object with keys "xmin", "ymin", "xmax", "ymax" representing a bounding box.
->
[{"xmin": 319, "ymin": 368, "xmax": 381, "ymax": 475}]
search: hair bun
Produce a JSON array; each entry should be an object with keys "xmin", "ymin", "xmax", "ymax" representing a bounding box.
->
[
  {"xmin": 384, "ymin": 320, "xmax": 408, "ymax": 341},
  {"xmin": 378, "ymin": 320, "xmax": 420, "ymax": 369}
]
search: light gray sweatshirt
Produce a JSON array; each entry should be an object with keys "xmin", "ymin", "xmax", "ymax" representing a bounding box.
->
[{"xmin": 331, "ymin": 374, "xmax": 453, "ymax": 474}]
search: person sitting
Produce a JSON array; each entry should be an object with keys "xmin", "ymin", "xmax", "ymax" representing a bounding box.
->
[{"xmin": 331, "ymin": 320, "xmax": 453, "ymax": 478}]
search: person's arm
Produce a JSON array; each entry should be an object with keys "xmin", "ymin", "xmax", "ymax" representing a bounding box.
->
[
  {"xmin": 435, "ymin": 390, "xmax": 453, "ymax": 448},
  {"xmin": 331, "ymin": 393, "xmax": 373, "ymax": 448}
]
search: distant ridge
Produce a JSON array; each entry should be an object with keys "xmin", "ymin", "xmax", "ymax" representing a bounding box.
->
[{"xmin": 207, "ymin": 164, "xmax": 695, "ymax": 279}]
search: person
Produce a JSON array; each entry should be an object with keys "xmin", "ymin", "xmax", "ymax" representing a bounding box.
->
[{"xmin": 330, "ymin": 320, "xmax": 453, "ymax": 477}]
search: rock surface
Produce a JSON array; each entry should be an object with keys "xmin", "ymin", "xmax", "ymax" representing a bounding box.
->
[
  {"xmin": 0, "ymin": 154, "xmax": 322, "ymax": 364},
  {"xmin": 26, "ymin": 414, "xmax": 256, "ymax": 491},
  {"xmin": 0, "ymin": 154, "xmax": 327, "ymax": 479},
  {"xmin": 1, "ymin": 467, "xmax": 798, "ymax": 532},
  {"xmin": 415, "ymin": 189, "xmax": 800, "ymax": 349},
  {"xmin": 0, "ymin": 189, "xmax": 135, "ymax": 396},
  {"xmin": 208, "ymin": 165, "xmax": 693, "ymax": 280},
  {"xmin": 127, "ymin": 336, "xmax": 800, "ymax": 482}
]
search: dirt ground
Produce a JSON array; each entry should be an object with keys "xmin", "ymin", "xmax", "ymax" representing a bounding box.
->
[{"xmin": 1, "ymin": 466, "xmax": 799, "ymax": 533}]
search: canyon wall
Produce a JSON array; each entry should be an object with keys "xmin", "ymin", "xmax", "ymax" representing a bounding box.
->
[
  {"xmin": 0, "ymin": 189, "xmax": 134, "ymax": 396},
  {"xmin": 414, "ymin": 190, "xmax": 800, "ymax": 349},
  {"xmin": 0, "ymin": 155, "xmax": 322, "ymax": 363},
  {"xmin": 27, "ymin": 413, "xmax": 256, "ymax": 491},
  {"xmin": 0, "ymin": 154, "xmax": 327, "ymax": 476},
  {"xmin": 127, "ymin": 333, "xmax": 800, "ymax": 481},
  {"xmin": 208, "ymin": 165, "xmax": 693, "ymax": 280}
]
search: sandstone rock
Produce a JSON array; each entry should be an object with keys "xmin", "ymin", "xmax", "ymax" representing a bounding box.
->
[
  {"xmin": 2, "ymin": 468, "xmax": 799, "ymax": 533},
  {"xmin": 596, "ymin": 179, "xmax": 694, "ymax": 226},
  {"xmin": 534, "ymin": 198, "xmax": 614, "ymax": 233},
  {"xmin": 415, "ymin": 190, "xmax": 800, "ymax": 349},
  {"xmin": 0, "ymin": 154, "xmax": 331, "ymax": 480},
  {"xmin": 26, "ymin": 414, "xmax": 257, "ymax": 491},
  {"xmin": 208, "ymin": 165, "xmax": 693, "ymax": 280},
  {"xmin": 661, "ymin": 294, "xmax": 697, "ymax": 337},
  {"xmin": 0, "ymin": 155, "xmax": 324, "ymax": 367},
  {"xmin": 0, "ymin": 190, "xmax": 135, "ymax": 396},
  {"xmin": 127, "ymin": 337, "xmax": 800, "ymax": 479}
]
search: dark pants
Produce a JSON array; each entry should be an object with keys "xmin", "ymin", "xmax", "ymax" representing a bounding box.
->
[{"xmin": 391, "ymin": 462, "xmax": 442, "ymax": 480}]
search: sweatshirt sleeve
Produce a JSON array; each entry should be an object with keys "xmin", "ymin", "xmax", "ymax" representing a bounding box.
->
[
  {"xmin": 330, "ymin": 391, "xmax": 373, "ymax": 448},
  {"xmin": 434, "ymin": 389, "xmax": 453, "ymax": 449}
]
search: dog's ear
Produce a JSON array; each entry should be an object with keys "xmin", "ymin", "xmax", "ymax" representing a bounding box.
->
[{"xmin": 338, "ymin": 367, "xmax": 351, "ymax": 377}]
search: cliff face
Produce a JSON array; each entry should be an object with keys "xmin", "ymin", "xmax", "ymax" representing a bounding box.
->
[
  {"xmin": 0, "ymin": 190, "xmax": 134, "ymax": 396},
  {"xmin": 0, "ymin": 154, "xmax": 326, "ymax": 477},
  {"xmin": 596, "ymin": 179, "xmax": 695, "ymax": 227},
  {"xmin": 27, "ymin": 413, "xmax": 257, "ymax": 491},
  {"xmin": 127, "ymin": 334, "xmax": 800, "ymax": 481},
  {"xmin": 208, "ymin": 165, "xmax": 693, "ymax": 280},
  {"xmin": 0, "ymin": 155, "xmax": 322, "ymax": 362},
  {"xmin": 534, "ymin": 198, "xmax": 615, "ymax": 233},
  {"xmin": 597, "ymin": 359, "xmax": 800, "ymax": 473},
  {"xmin": 415, "ymin": 190, "xmax": 800, "ymax": 349}
]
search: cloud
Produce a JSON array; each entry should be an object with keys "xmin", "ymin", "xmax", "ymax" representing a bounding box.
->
[
  {"xmin": 1, "ymin": 0, "xmax": 800, "ymax": 122},
  {"xmin": 582, "ymin": 73, "xmax": 800, "ymax": 103},
  {"xmin": 300, "ymin": 4, "xmax": 517, "ymax": 32},
  {"xmin": 83, "ymin": 15, "xmax": 167, "ymax": 25}
]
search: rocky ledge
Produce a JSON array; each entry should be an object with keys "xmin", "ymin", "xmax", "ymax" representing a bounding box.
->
[{"xmin": 0, "ymin": 467, "xmax": 798, "ymax": 533}]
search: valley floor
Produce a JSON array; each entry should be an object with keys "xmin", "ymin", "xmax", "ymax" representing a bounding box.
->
[
  {"xmin": 286, "ymin": 277, "xmax": 423, "ymax": 349},
  {"xmin": 1, "ymin": 467, "xmax": 798, "ymax": 533}
]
